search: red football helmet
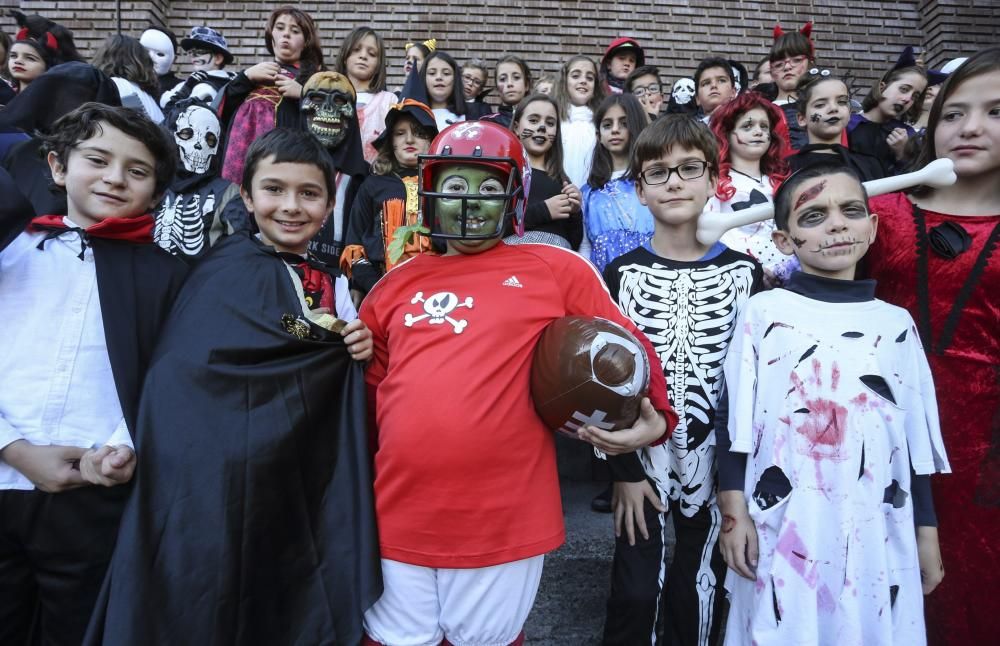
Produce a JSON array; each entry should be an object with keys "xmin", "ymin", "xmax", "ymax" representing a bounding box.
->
[{"xmin": 419, "ymin": 121, "xmax": 531, "ymax": 240}]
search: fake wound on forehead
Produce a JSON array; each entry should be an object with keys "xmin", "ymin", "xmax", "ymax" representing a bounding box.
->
[{"xmin": 794, "ymin": 179, "xmax": 826, "ymax": 210}]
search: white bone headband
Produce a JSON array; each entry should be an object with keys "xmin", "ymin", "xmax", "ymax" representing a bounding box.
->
[{"xmin": 696, "ymin": 158, "xmax": 958, "ymax": 245}]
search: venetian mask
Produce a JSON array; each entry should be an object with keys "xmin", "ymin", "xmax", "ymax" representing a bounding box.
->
[
  {"xmin": 672, "ymin": 77, "xmax": 695, "ymax": 105},
  {"xmin": 174, "ymin": 104, "xmax": 220, "ymax": 174},
  {"xmin": 140, "ymin": 29, "xmax": 175, "ymax": 76}
]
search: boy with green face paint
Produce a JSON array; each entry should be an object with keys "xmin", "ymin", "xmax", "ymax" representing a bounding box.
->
[{"xmin": 357, "ymin": 121, "xmax": 678, "ymax": 645}]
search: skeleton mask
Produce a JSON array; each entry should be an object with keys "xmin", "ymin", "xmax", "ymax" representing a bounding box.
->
[
  {"xmin": 174, "ymin": 105, "xmax": 220, "ymax": 174},
  {"xmin": 672, "ymin": 77, "xmax": 695, "ymax": 105},
  {"xmin": 140, "ymin": 29, "xmax": 175, "ymax": 77},
  {"xmin": 731, "ymin": 66, "xmax": 743, "ymax": 94},
  {"xmin": 300, "ymin": 72, "xmax": 358, "ymax": 149}
]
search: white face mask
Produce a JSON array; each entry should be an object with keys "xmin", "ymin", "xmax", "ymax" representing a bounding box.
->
[
  {"xmin": 174, "ymin": 105, "xmax": 220, "ymax": 174},
  {"xmin": 140, "ymin": 29, "xmax": 175, "ymax": 76},
  {"xmin": 672, "ymin": 78, "xmax": 695, "ymax": 105},
  {"xmin": 731, "ymin": 66, "xmax": 743, "ymax": 94}
]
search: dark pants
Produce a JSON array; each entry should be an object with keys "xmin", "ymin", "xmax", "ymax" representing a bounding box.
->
[
  {"xmin": 603, "ymin": 488, "xmax": 727, "ymax": 646},
  {"xmin": 0, "ymin": 485, "xmax": 128, "ymax": 646}
]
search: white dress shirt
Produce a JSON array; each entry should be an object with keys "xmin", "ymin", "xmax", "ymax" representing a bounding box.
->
[{"xmin": 0, "ymin": 219, "xmax": 130, "ymax": 490}]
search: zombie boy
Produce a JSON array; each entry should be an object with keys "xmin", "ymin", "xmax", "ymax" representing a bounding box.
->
[
  {"xmin": 358, "ymin": 121, "xmax": 677, "ymax": 646},
  {"xmin": 300, "ymin": 71, "xmax": 368, "ymax": 267},
  {"xmin": 717, "ymin": 163, "xmax": 948, "ymax": 645},
  {"xmin": 153, "ymin": 98, "xmax": 241, "ymax": 260}
]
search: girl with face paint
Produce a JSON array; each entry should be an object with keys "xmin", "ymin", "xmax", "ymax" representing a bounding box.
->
[
  {"xmin": 848, "ymin": 48, "xmax": 928, "ymax": 177},
  {"xmin": 865, "ymin": 48, "xmax": 1000, "ymax": 646},
  {"xmin": 219, "ymin": 5, "xmax": 324, "ymax": 185},
  {"xmin": 553, "ymin": 55, "xmax": 605, "ymax": 191},
  {"xmin": 511, "ymin": 94, "xmax": 582, "ymax": 250},
  {"xmin": 707, "ymin": 92, "xmax": 796, "ymax": 286},
  {"xmin": 786, "ymin": 71, "xmax": 884, "ymax": 183}
]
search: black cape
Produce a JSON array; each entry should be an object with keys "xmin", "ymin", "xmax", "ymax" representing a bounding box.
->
[
  {"xmin": 0, "ymin": 171, "xmax": 189, "ymax": 431},
  {"xmin": 84, "ymin": 234, "xmax": 381, "ymax": 646}
]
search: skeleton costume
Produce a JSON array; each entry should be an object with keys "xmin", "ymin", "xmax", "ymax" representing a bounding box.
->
[
  {"xmin": 666, "ymin": 77, "xmax": 698, "ymax": 115},
  {"xmin": 602, "ymin": 243, "xmax": 762, "ymax": 646},
  {"xmin": 153, "ymin": 99, "xmax": 240, "ymax": 261},
  {"xmin": 298, "ymin": 72, "xmax": 369, "ymax": 267},
  {"xmin": 721, "ymin": 272, "xmax": 949, "ymax": 646}
]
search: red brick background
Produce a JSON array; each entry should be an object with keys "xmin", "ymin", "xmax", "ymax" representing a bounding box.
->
[{"xmin": 3, "ymin": 1, "xmax": 998, "ymax": 101}]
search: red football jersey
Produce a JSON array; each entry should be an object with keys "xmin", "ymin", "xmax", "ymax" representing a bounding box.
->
[{"xmin": 360, "ymin": 242, "xmax": 674, "ymax": 568}]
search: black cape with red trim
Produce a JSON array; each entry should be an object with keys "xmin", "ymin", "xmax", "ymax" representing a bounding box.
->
[{"xmin": 84, "ymin": 233, "xmax": 381, "ymax": 646}]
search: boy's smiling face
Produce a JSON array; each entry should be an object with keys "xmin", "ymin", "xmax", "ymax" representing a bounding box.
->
[
  {"xmin": 773, "ymin": 172, "xmax": 878, "ymax": 280},
  {"xmin": 241, "ymin": 156, "xmax": 332, "ymax": 255},
  {"xmin": 635, "ymin": 146, "xmax": 716, "ymax": 227},
  {"xmin": 48, "ymin": 122, "xmax": 160, "ymax": 228}
]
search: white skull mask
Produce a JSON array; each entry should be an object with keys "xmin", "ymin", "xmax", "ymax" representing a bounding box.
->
[
  {"xmin": 140, "ymin": 29, "xmax": 175, "ymax": 76},
  {"xmin": 174, "ymin": 105, "xmax": 220, "ymax": 174},
  {"xmin": 731, "ymin": 65, "xmax": 743, "ymax": 94},
  {"xmin": 672, "ymin": 77, "xmax": 695, "ymax": 105}
]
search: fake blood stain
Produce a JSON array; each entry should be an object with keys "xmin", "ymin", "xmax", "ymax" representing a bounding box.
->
[{"xmin": 797, "ymin": 398, "xmax": 848, "ymax": 460}]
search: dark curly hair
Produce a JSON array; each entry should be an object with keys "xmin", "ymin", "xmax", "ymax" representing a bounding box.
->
[{"xmin": 42, "ymin": 102, "xmax": 177, "ymax": 198}]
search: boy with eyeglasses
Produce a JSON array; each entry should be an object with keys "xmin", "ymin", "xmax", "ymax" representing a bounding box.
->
[
  {"xmin": 768, "ymin": 22, "xmax": 816, "ymax": 149},
  {"xmin": 626, "ymin": 65, "xmax": 665, "ymax": 120},
  {"xmin": 600, "ymin": 115, "xmax": 762, "ymax": 646},
  {"xmin": 461, "ymin": 57, "xmax": 492, "ymax": 120}
]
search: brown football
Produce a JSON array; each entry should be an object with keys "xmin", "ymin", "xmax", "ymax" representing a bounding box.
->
[{"xmin": 531, "ymin": 316, "xmax": 651, "ymax": 438}]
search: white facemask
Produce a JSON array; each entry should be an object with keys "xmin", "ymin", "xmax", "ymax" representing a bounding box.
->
[
  {"xmin": 672, "ymin": 78, "xmax": 695, "ymax": 105},
  {"xmin": 140, "ymin": 29, "xmax": 175, "ymax": 76},
  {"xmin": 174, "ymin": 105, "xmax": 220, "ymax": 174}
]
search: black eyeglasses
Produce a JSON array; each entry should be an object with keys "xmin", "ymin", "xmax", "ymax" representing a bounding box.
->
[
  {"xmin": 639, "ymin": 161, "xmax": 710, "ymax": 186},
  {"xmin": 631, "ymin": 83, "xmax": 661, "ymax": 98}
]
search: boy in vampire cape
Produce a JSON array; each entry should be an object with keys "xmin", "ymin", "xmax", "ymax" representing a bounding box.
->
[
  {"xmin": 0, "ymin": 104, "xmax": 187, "ymax": 645},
  {"xmin": 85, "ymin": 129, "xmax": 381, "ymax": 646}
]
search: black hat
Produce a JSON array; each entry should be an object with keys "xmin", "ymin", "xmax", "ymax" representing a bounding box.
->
[
  {"xmin": 372, "ymin": 98, "xmax": 439, "ymax": 151},
  {"xmin": 180, "ymin": 26, "xmax": 234, "ymax": 65}
]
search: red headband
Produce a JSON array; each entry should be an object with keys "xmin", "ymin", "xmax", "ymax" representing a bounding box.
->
[{"xmin": 15, "ymin": 27, "xmax": 59, "ymax": 53}]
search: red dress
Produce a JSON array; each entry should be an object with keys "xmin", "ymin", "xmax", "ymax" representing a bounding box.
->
[{"xmin": 867, "ymin": 192, "xmax": 1000, "ymax": 645}]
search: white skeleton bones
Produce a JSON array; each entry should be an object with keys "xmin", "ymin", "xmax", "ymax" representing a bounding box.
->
[{"xmin": 404, "ymin": 291, "xmax": 474, "ymax": 334}]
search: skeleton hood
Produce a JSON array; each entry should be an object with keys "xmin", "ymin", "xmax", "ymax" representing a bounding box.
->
[
  {"xmin": 166, "ymin": 98, "xmax": 224, "ymax": 192},
  {"xmin": 299, "ymin": 72, "xmax": 367, "ymax": 177}
]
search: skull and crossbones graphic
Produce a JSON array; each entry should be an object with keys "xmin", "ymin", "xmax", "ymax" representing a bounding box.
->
[{"xmin": 404, "ymin": 291, "xmax": 474, "ymax": 334}]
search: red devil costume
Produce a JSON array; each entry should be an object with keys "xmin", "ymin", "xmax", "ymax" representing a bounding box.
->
[{"xmin": 867, "ymin": 192, "xmax": 1000, "ymax": 645}]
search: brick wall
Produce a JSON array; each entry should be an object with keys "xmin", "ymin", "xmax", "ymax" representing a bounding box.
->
[{"xmin": 3, "ymin": 1, "xmax": 997, "ymax": 102}]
